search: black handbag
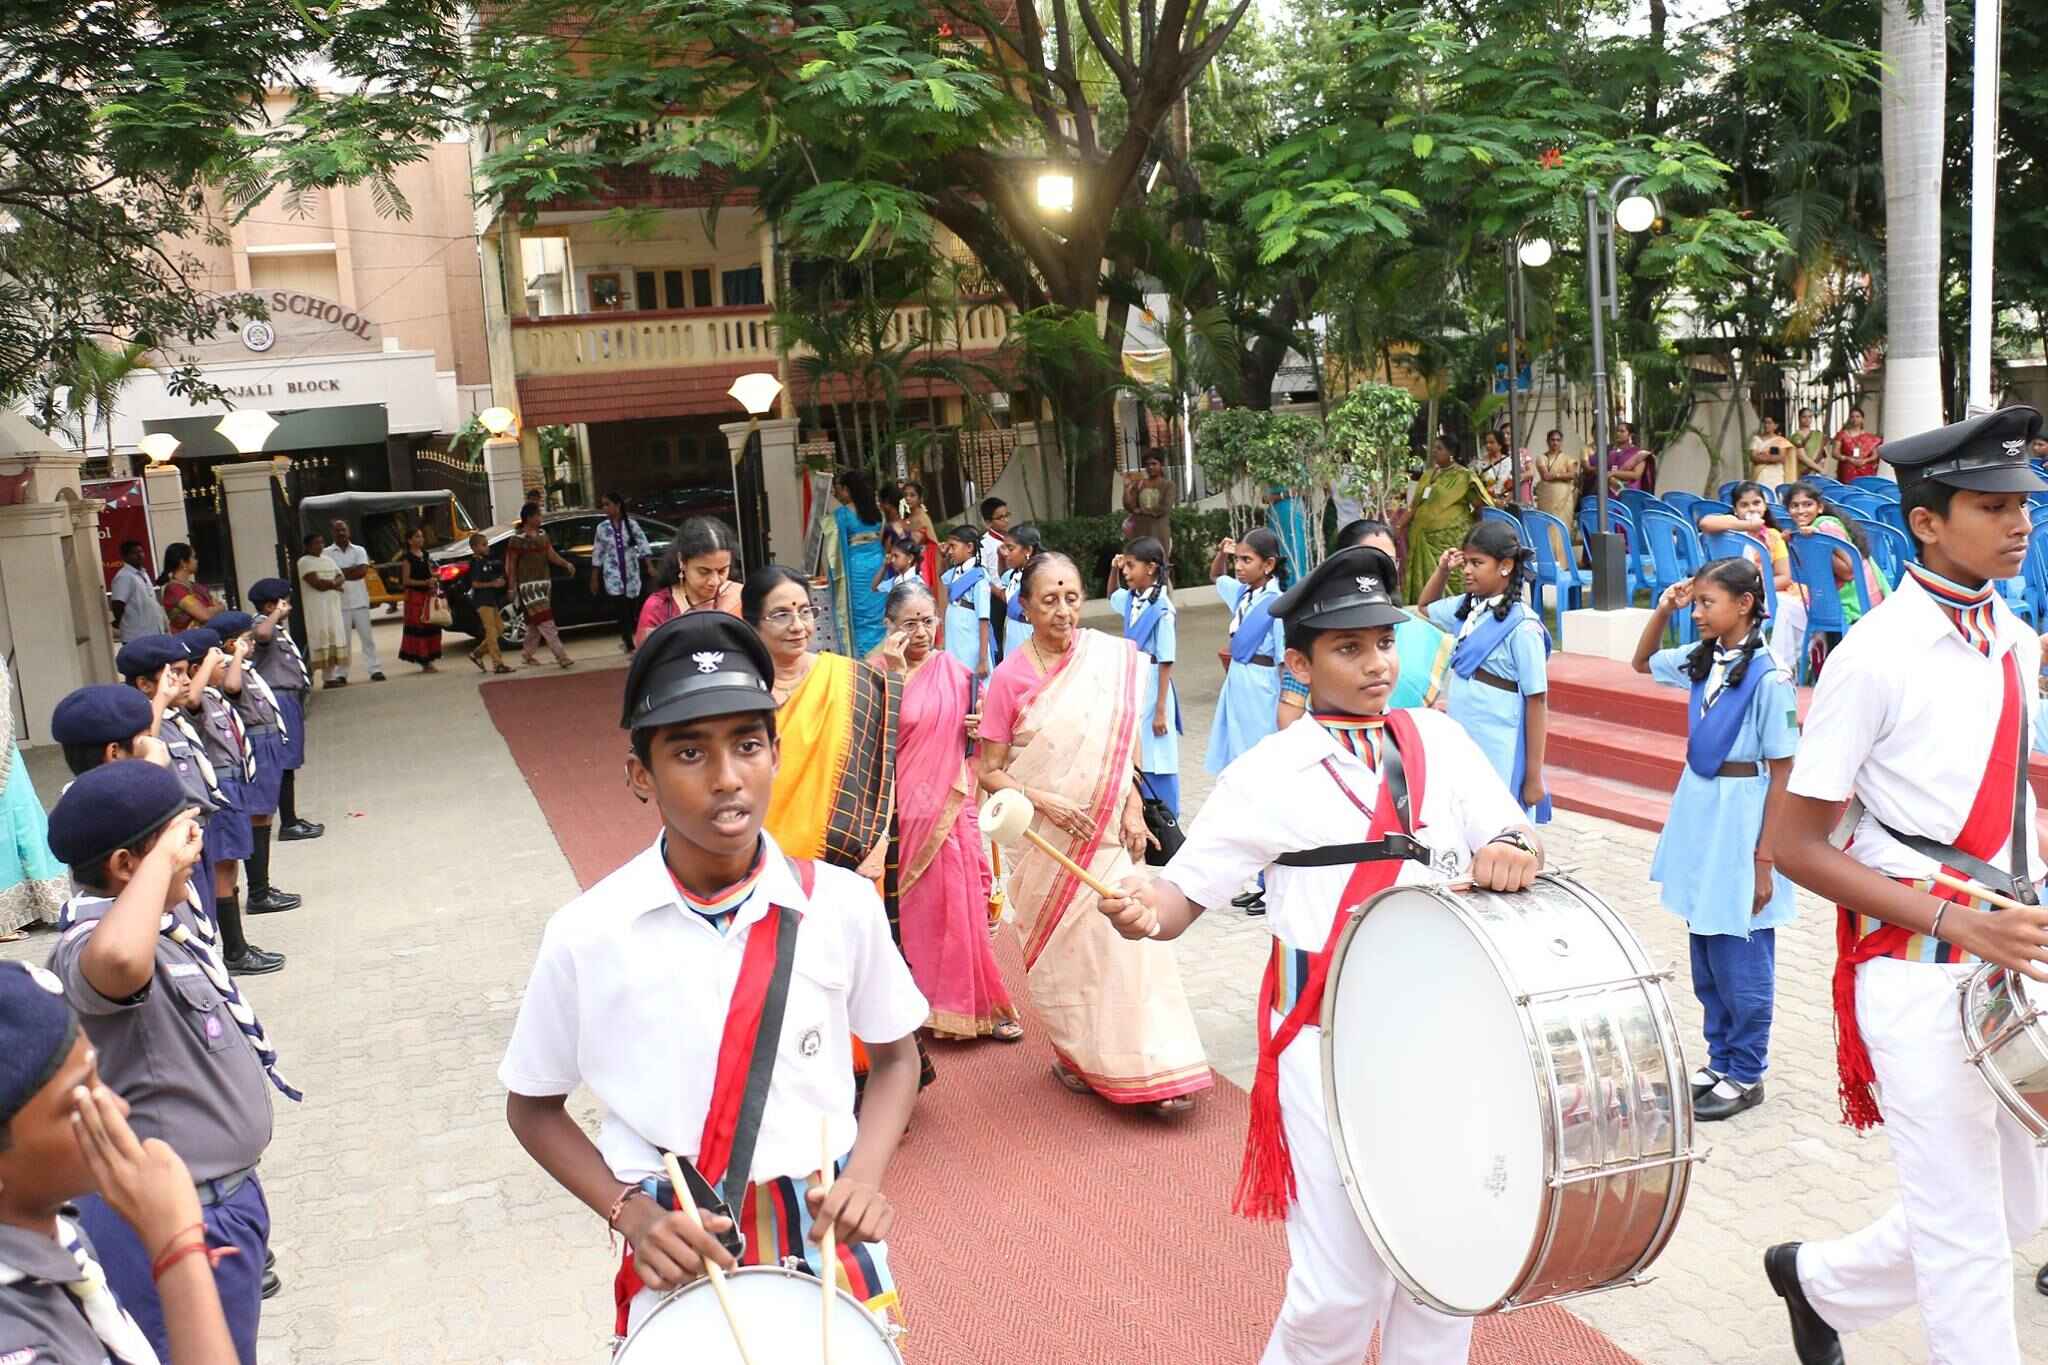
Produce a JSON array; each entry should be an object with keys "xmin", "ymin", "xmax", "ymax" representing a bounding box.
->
[{"xmin": 1136, "ymin": 772, "xmax": 1184, "ymax": 867}]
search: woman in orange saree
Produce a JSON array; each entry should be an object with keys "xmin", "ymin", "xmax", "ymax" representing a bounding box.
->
[{"xmin": 975, "ymin": 552, "xmax": 1210, "ymax": 1113}]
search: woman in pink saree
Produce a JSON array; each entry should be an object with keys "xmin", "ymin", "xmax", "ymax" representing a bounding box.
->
[
  {"xmin": 975, "ymin": 552, "xmax": 1211, "ymax": 1113},
  {"xmin": 875, "ymin": 579, "xmax": 1023, "ymax": 1042}
]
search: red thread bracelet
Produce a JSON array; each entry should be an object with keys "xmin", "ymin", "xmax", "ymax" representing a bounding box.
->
[{"xmin": 151, "ymin": 1238, "xmax": 237, "ymax": 1283}]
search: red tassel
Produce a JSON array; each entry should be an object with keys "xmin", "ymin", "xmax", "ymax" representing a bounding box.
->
[
  {"xmin": 1832, "ymin": 904, "xmax": 1909, "ymax": 1132},
  {"xmin": 1231, "ymin": 1055, "xmax": 1295, "ymax": 1221}
]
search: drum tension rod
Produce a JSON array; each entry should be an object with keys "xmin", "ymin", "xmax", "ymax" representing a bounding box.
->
[
  {"xmin": 1515, "ymin": 968, "xmax": 1674, "ymax": 1007},
  {"xmin": 1500, "ymin": 1273, "xmax": 1656, "ymax": 1314},
  {"xmin": 1549, "ymin": 1150, "xmax": 1703, "ymax": 1189}
]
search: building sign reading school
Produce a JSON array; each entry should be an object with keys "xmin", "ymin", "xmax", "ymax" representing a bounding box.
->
[
  {"xmin": 256, "ymin": 291, "xmax": 374, "ymax": 342},
  {"xmin": 177, "ymin": 291, "xmax": 385, "ymax": 364}
]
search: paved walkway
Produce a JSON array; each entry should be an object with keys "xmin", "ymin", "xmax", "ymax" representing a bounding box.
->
[{"xmin": 11, "ymin": 606, "xmax": 2048, "ymax": 1363}]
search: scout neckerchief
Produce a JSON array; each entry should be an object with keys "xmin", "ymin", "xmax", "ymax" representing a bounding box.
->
[
  {"xmin": 58, "ymin": 887, "xmax": 302, "ymax": 1102},
  {"xmin": 202, "ymin": 689, "xmax": 254, "ymax": 783},
  {"xmin": 240, "ymin": 668, "xmax": 289, "ymax": 745},
  {"xmin": 1684, "ymin": 640, "xmax": 1770, "ymax": 778},
  {"xmin": 166, "ymin": 712, "xmax": 223, "ymax": 807},
  {"xmin": 1123, "ymin": 586, "xmax": 1169, "ymax": 659},
  {"xmin": 1833, "ymin": 568, "xmax": 2027, "ymax": 1130},
  {"xmin": 265, "ymin": 631, "xmax": 312, "ymax": 692},
  {"xmin": 0, "ymin": 1215, "xmax": 162, "ymax": 1365},
  {"xmin": 613, "ymin": 852, "xmax": 815, "ymax": 1329},
  {"xmin": 1226, "ymin": 580, "xmax": 1279, "ymax": 666},
  {"xmin": 1236, "ymin": 707, "xmax": 1427, "ymax": 1220},
  {"xmin": 944, "ymin": 562, "xmax": 985, "ymax": 604}
]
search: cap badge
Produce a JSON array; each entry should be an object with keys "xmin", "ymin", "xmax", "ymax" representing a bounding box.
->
[
  {"xmin": 799, "ymin": 1026, "xmax": 821, "ymax": 1058},
  {"xmin": 692, "ymin": 651, "xmax": 725, "ymax": 674},
  {"xmin": 1356, "ymin": 576, "xmax": 1381, "ymax": 595},
  {"xmin": 2004, "ymin": 439, "xmax": 2027, "ymax": 458}
]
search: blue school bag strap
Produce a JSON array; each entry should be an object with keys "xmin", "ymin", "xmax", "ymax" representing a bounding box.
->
[
  {"xmin": 1229, "ymin": 586, "xmax": 1279, "ymax": 664},
  {"xmin": 945, "ymin": 564, "xmax": 985, "ymax": 603},
  {"xmin": 1126, "ymin": 591, "xmax": 1169, "ymax": 658},
  {"xmin": 1684, "ymin": 651, "xmax": 1772, "ymax": 778}
]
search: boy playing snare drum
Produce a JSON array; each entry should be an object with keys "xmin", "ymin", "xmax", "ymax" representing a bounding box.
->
[{"xmin": 1098, "ymin": 545, "xmax": 1541, "ymax": 1365}]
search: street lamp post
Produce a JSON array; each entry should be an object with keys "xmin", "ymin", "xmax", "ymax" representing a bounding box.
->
[
  {"xmin": 727, "ymin": 372, "xmax": 784, "ymax": 571},
  {"xmin": 1504, "ymin": 231, "xmax": 1552, "ymax": 505},
  {"xmin": 1582, "ymin": 177, "xmax": 1657, "ymax": 610}
]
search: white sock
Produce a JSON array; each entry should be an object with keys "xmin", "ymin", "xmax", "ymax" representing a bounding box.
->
[
  {"xmin": 1691, "ymin": 1067, "xmax": 1719, "ymax": 1089},
  {"xmin": 1709, "ymin": 1077, "xmax": 1753, "ymax": 1100}
]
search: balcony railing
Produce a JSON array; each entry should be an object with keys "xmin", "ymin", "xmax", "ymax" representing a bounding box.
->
[{"xmin": 509, "ymin": 301, "xmax": 1015, "ymax": 378}]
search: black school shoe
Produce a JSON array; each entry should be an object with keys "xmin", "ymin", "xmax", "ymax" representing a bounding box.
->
[
  {"xmin": 2037, "ymin": 1261, "xmax": 2048, "ymax": 1296},
  {"xmin": 1696, "ymin": 1079, "xmax": 1764, "ymax": 1121},
  {"xmin": 246, "ymin": 888, "xmax": 302, "ymax": 915},
  {"xmin": 225, "ymin": 946, "xmax": 286, "ymax": 976},
  {"xmin": 1764, "ymin": 1244, "xmax": 1843, "ymax": 1365},
  {"xmin": 277, "ymin": 819, "xmax": 324, "ymax": 841}
]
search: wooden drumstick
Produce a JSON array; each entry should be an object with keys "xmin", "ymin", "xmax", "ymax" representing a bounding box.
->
[
  {"xmin": 1927, "ymin": 869, "xmax": 2036, "ymax": 915},
  {"xmin": 818, "ymin": 1119, "xmax": 835, "ymax": 1365},
  {"xmin": 978, "ymin": 788, "xmax": 1124, "ymax": 901},
  {"xmin": 661, "ymin": 1153, "xmax": 756, "ymax": 1365}
]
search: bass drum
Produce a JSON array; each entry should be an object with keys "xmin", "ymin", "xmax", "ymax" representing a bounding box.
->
[
  {"xmin": 614, "ymin": 1266, "xmax": 903, "ymax": 1364},
  {"xmin": 1960, "ymin": 964, "xmax": 2048, "ymax": 1144},
  {"xmin": 1321, "ymin": 873, "xmax": 1696, "ymax": 1315}
]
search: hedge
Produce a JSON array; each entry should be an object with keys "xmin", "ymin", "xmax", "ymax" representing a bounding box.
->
[{"xmin": 1028, "ymin": 507, "xmax": 1237, "ymax": 596}]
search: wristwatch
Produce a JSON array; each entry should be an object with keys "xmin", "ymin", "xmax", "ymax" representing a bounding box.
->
[{"xmin": 1487, "ymin": 830, "xmax": 1538, "ymax": 857}]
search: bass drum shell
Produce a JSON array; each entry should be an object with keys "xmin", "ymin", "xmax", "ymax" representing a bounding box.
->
[
  {"xmin": 1320, "ymin": 873, "xmax": 1693, "ymax": 1315},
  {"xmin": 615, "ymin": 1266, "xmax": 903, "ymax": 1364},
  {"xmin": 1960, "ymin": 964, "xmax": 2048, "ymax": 1144}
]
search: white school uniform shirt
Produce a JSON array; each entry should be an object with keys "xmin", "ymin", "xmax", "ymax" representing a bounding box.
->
[
  {"xmin": 499, "ymin": 831, "xmax": 928, "ymax": 1185},
  {"xmin": 1161, "ymin": 709, "xmax": 1530, "ymax": 954},
  {"xmin": 1789, "ymin": 571, "xmax": 2046, "ymax": 887}
]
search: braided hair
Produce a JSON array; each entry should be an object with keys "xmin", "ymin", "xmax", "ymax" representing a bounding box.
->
[
  {"xmin": 1453, "ymin": 519, "xmax": 1532, "ymax": 624},
  {"xmin": 1680, "ymin": 556, "xmax": 1769, "ymax": 687}
]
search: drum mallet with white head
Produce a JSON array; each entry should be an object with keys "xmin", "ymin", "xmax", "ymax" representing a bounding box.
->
[{"xmin": 978, "ymin": 789, "xmax": 1158, "ymax": 935}]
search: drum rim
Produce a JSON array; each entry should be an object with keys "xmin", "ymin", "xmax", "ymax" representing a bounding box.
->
[
  {"xmin": 615, "ymin": 1264, "xmax": 904, "ymax": 1363},
  {"xmin": 1960, "ymin": 964, "xmax": 2048, "ymax": 1143},
  {"xmin": 1317, "ymin": 871, "xmax": 1696, "ymax": 1316}
]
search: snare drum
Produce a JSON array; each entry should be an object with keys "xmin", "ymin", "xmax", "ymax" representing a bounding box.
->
[
  {"xmin": 1321, "ymin": 873, "xmax": 1696, "ymax": 1315},
  {"xmin": 614, "ymin": 1266, "xmax": 902, "ymax": 1364},
  {"xmin": 1960, "ymin": 964, "xmax": 2048, "ymax": 1144}
]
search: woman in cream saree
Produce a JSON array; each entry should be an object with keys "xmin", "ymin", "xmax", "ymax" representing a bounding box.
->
[{"xmin": 976, "ymin": 553, "xmax": 1210, "ymax": 1112}]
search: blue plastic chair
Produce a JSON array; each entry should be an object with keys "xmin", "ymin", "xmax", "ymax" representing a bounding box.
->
[
  {"xmin": 1870, "ymin": 500, "xmax": 1910, "ymax": 543},
  {"xmin": 1851, "ymin": 476, "xmax": 1900, "ymax": 500},
  {"xmin": 1785, "ymin": 532, "xmax": 1873, "ymax": 682},
  {"xmin": 1518, "ymin": 507, "xmax": 1591, "ymax": 634},
  {"xmin": 1480, "ymin": 506, "xmax": 1524, "ymax": 540},
  {"xmin": 1805, "ymin": 473, "xmax": 1844, "ymax": 492},
  {"xmin": 1854, "ymin": 518, "xmax": 1912, "ymax": 589},
  {"xmin": 1662, "ymin": 490, "xmax": 1705, "ymax": 522},
  {"xmin": 1578, "ymin": 498, "xmax": 1647, "ymax": 599},
  {"xmin": 1617, "ymin": 488, "xmax": 1659, "ymax": 525},
  {"xmin": 1699, "ymin": 530, "xmax": 1780, "ymax": 624},
  {"xmin": 2022, "ymin": 525, "xmax": 2048, "ymax": 625},
  {"xmin": 1637, "ymin": 506, "xmax": 1707, "ymax": 642},
  {"xmin": 1690, "ymin": 498, "xmax": 1735, "ymax": 523}
]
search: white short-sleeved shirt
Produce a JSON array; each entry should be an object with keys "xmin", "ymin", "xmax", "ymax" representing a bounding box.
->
[
  {"xmin": 111, "ymin": 563, "xmax": 168, "ymax": 641},
  {"xmin": 325, "ymin": 542, "xmax": 372, "ymax": 611},
  {"xmin": 1162, "ymin": 709, "xmax": 1531, "ymax": 953},
  {"xmin": 1790, "ymin": 572, "xmax": 2045, "ymax": 885},
  {"xmin": 499, "ymin": 832, "xmax": 928, "ymax": 1185}
]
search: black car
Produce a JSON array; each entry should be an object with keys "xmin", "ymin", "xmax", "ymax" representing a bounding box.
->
[{"xmin": 428, "ymin": 510, "xmax": 676, "ymax": 647}]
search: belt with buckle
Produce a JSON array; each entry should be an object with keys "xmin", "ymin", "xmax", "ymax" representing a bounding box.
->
[{"xmin": 196, "ymin": 1166, "xmax": 255, "ymax": 1207}]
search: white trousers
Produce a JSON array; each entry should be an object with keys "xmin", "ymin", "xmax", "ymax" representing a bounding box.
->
[
  {"xmin": 336, "ymin": 606, "xmax": 382, "ymax": 678},
  {"xmin": 1769, "ymin": 593, "xmax": 1807, "ymax": 676},
  {"xmin": 1797, "ymin": 958, "xmax": 2048, "ymax": 1364},
  {"xmin": 1260, "ymin": 1024, "xmax": 1474, "ymax": 1365}
]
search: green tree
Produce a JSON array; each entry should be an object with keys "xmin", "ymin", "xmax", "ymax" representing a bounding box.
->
[{"xmin": 0, "ymin": 0, "xmax": 466, "ymax": 406}]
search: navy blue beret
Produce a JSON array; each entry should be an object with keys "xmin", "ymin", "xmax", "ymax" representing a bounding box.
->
[
  {"xmin": 47, "ymin": 759, "xmax": 192, "ymax": 867},
  {"xmin": 115, "ymin": 633, "xmax": 187, "ymax": 678},
  {"xmin": 249, "ymin": 577, "xmax": 291, "ymax": 606},
  {"xmin": 49, "ymin": 685, "xmax": 154, "ymax": 747},
  {"xmin": 210, "ymin": 611, "xmax": 255, "ymax": 639},
  {"xmin": 181, "ymin": 628, "xmax": 221, "ymax": 659},
  {"xmin": 0, "ymin": 962, "xmax": 78, "ymax": 1129}
]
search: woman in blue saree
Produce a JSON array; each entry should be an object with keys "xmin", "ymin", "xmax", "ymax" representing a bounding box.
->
[{"xmin": 830, "ymin": 467, "xmax": 888, "ymax": 657}]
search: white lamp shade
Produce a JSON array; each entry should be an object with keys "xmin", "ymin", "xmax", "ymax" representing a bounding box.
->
[
  {"xmin": 1615, "ymin": 194, "xmax": 1657, "ymax": 234},
  {"xmin": 1036, "ymin": 172, "xmax": 1075, "ymax": 214},
  {"xmin": 727, "ymin": 372, "xmax": 783, "ymax": 417},
  {"xmin": 137, "ymin": 432, "xmax": 181, "ymax": 465},
  {"xmin": 1516, "ymin": 236, "xmax": 1553, "ymax": 268},
  {"xmin": 478, "ymin": 405, "xmax": 518, "ymax": 436},
  {"xmin": 214, "ymin": 409, "xmax": 279, "ymax": 455}
]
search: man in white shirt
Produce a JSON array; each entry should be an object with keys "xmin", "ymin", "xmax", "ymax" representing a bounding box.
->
[
  {"xmin": 322, "ymin": 518, "xmax": 384, "ymax": 684},
  {"xmin": 1766, "ymin": 405, "xmax": 2048, "ymax": 1365},
  {"xmin": 1097, "ymin": 546, "xmax": 1540, "ymax": 1365},
  {"xmin": 499, "ymin": 612, "xmax": 927, "ymax": 1343},
  {"xmin": 108, "ymin": 540, "xmax": 166, "ymax": 643}
]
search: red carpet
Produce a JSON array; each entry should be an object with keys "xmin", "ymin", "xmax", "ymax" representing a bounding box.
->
[{"xmin": 483, "ymin": 670, "xmax": 1643, "ymax": 1364}]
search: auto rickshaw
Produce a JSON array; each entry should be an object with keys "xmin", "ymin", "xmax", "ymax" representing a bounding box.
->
[{"xmin": 298, "ymin": 491, "xmax": 481, "ymax": 610}]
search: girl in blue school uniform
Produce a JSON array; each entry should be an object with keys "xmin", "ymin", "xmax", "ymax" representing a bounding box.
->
[
  {"xmin": 1418, "ymin": 518, "xmax": 1551, "ymax": 820},
  {"xmin": 940, "ymin": 525, "xmax": 993, "ymax": 676},
  {"xmin": 1632, "ymin": 557, "xmax": 1799, "ymax": 1122},
  {"xmin": 1107, "ymin": 536, "xmax": 1182, "ymax": 815},
  {"xmin": 995, "ymin": 524, "xmax": 1043, "ymax": 660},
  {"xmin": 1205, "ymin": 527, "xmax": 1287, "ymax": 776}
]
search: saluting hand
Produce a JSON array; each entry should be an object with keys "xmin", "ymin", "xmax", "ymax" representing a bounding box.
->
[
  {"xmin": 619, "ymin": 1196, "xmax": 738, "ymax": 1291},
  {"xmin": 72, "ymin": 1084, "xmax": 203, "ymax": 1258},
  {"xmin": 807, "ymin": 1175, "xmax": 892, "ymax": 1248}
]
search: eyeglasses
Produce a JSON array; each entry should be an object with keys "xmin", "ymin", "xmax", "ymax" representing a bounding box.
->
[
  {"xmin": 894, "ymin": 616, "xmax": 937, "ymax": 631},
  {"xmin": 761, "ymin": 606, "xmax": 821, "ymax": 627}
]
